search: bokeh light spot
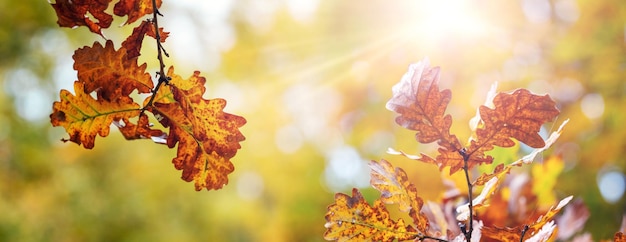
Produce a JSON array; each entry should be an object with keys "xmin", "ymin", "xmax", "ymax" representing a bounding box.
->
[
  {"xmin": 324, "ymin": 146, "xmax": 369, "ymax": 192},
  {"xmin": 275, "ymin": 124, "xmax": 303, "ymax": 154},
  {"xmin": 237, "ymin": 171, "xmax": 265, "ymax": 201},
  {"xmin": 580, "ymin": 93, "xmax": 604, "ymax": 119},
  {"xmin": 522, "ymin": 0, "xmax": 551, "ymax": 23},
  {"xmin": 554, "ymin": 0, "xmax": 580, "ymax": 23},
  {"xmin": 597, "ymin": 170, "xmax": 625, "ymax": 204}
]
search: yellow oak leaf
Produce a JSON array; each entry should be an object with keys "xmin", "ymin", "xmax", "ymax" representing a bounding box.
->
[
  {"xmin": 532, "ymin": 156, "xmax": 564, "ymax": 208},
  {"xmin": 324, "ymin": 188, "xmax": 420, "ymax": 241},
  {"xmin": 369, "ymin": 159, "xmax": 429, "ymax": 232},
  {"xmin": 50, "ymin": 81, "xmax": 141, "ymax": 149}
]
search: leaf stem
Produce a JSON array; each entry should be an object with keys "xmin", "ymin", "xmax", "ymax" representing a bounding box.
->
[
  {"xmin": 143, "ymin": 0, "xmax": 169, "ymax": 111},
  {"xmin": 459, "ymin": 148, "xmax": 474, "ymax": 241}
]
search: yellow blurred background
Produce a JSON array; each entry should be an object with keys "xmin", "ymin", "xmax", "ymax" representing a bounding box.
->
[{"xmin": 1, "ymin": 0, "xmax": 625, "ymax": 241}]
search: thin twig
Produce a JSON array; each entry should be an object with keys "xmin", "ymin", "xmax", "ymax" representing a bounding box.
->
[
  {"xmin": 459, "ymin": 148, "xmax": 474, "ymax": 241},
  {"xmin": 519, "ymin": 225, "xmax": 530, "ymax": 242},
  {"xmin": 422, "ymin": 235, "xmax": 449, "ymax": 242},
  {"xmin": 143, "ymin": 0, "xmax": 169, "ymax": 110}
]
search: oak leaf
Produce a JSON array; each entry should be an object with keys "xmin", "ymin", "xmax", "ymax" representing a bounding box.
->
[
  {"xmin": 324, "ymin": 188, "xmax": 419, "ymax": 241},
  {"xmin": 122, "ymin": 20, "xmax": 170, "ymax": 59},
  {"xmin": 50, "ymin": 81, "xmax": 141, "ymax": 149},
  {"xmin": 114, "ymin": 0, "xmax": 162, "ymax": 25},
  {"xmin": 114, "ymin": 113, "xmax": 166, "ymax": 142},
  {"xmin": 385, "ymin": 59, "xmax": 464, "ymax": 174},
  {"xmin": 481, "ymin": 195, "xmax": 572, "ymax": 241},
  {"xmin": 51, "ymin": 0, "xmax": 113, "ymax": 37},
  {"xmin": 473, "ymin": 119, "xmax": 568, "ymax": 186},
  {"xmin": 466, "ymin": 89, "xmax": 559, "ymax": 169},
  {"xmin": 369, "ymin": 159, "xmax": 429, "ymax": 232},
  {"xmin": 73, "ymin": 40, "xmax": 153, "ymax": 100},
  {"xmin": 150, "ymin": 67, "xmax": 246, "ymax": 191}
]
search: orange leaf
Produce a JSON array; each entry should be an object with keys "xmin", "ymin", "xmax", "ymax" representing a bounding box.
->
[
  {"xmin": 386, "ymin": 59, "xmax": 461, "ymax": 150},
  {"xmin": 121, "ymin": 20, "xmax": 152, "ymax": 59},
  {"xmin": 114, "ymin": 113, "xmax": 166, "ymax": 142},
  {"xmin": 73, "ymin": 40, "xmax": 153, "ymax": 100},
  {"xmin": 151, "ymin": 67, "xmax": 246, "ymax": 191},
  {"xmin": 145, "ymin": 22, "xmax": 170, "ymax": 43},
  {"xmin": 121, "ymin": 20, "xmax": 169, "ymax": 59},
  {"xmin": 50, "ymin": 0, "xmax": 113, "ymax": 37},
  {"xmin": 615, "ymin": 232, "xmax": 626, "ymax": 242},
  {"xmin": 369, "ymin": 159, "xmax": 429, "ymax": 232},
  {"xmin": 50, "ymin": 81, "xmax": 141, "ymax": 149},
  {"xmin": 466, "ymin": 89, "xmax": 559, "ymax": 170},
  {"xmin": 114, "ymin": 0, "xmax": 162, "ymax": 25},
  {"xmin": 386, "ymin": 59, "xmax": 464, "ymax": 173},
  {"xmin": 473, "ymin": 119, "xmax": 568, "ymax": 186},
  {"xmin": 324, "ymin": 188, "xmax": 419, "ymax": 241},
  {"xmin": 481, "ymin": 195, "xmax": 572, "ymax": 241}
]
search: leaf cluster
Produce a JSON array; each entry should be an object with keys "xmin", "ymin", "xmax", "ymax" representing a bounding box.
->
[
  {"xmin": 323, "ymin": 59, "xmax": 587, "ymax": 241},
  {"xmin": 49, "ymin": 0, "xmax": 246, "ymax": 191}
]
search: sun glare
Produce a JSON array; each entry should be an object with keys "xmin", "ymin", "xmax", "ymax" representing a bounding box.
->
[{"xmin": 404, "ymin": 0, "xmax": 489, "ymax": 43}]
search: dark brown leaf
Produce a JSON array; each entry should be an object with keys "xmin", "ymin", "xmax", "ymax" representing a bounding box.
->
[{"xmin": 51, "ymin": 0, "xmax": 113, "ymax": 37}]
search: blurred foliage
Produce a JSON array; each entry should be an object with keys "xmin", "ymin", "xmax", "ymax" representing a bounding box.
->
[{"xmin": 0, "ymin": 0, "xmax": 625, "ymax": 241}]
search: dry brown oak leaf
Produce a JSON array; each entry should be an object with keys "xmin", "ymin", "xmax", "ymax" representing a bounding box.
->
[
  {"xmin": 73, "ymin": 40, "xmax": 153, "ymax": 101},
  {"xmin": 51, "ymin": 0, "xmax": 113, "ymax": 37},
  {"xmin": 387, "ymin": 59, "xmax": 559, "ymax": 174},
  {"xmin": 465, "ymin": 89, "xmax": 559, "ymax": 170},
  {"xmin": 324, "ymin": 188, "xmax": 420, "ymax": 242},
  {"xmin": 150, "ymin": 67, "xmax": 246, "ymax": 191},
  {"xmin": 114, "ymin": 0, "xmax": 162, "ymax": 25},
  {"xmin": 50, "ymin": 81, "xmax": 141, "ymax": 149},
  {"xmin": 115, "ymin": 113, "xmax": 165, "ymax": 141},
  {"xmin": 385, "ymin": 59, "xmax": 464, "ymax": 174},
  {"xmin": 122, "ymin": 20, "xmax": 169, "ymax": 59}
]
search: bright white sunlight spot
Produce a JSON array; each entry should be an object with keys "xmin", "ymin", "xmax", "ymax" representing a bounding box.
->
[{"xmin": 401, "ymin": 0, "xmax": 490, "ymax": 44}]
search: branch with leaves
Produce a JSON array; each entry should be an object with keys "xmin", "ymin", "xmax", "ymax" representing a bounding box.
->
[
  {"xmin": 323, "ymin": 59, "xmax": 582, "ymax": 241},
  {"xmin": 49, "ymin": 0, "xmax": 246, "ymax": 191}
]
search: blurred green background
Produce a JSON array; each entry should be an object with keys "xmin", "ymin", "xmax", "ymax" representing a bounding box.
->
[{"xmin": 1, "ymin": 0, "xmax": 625, "ymax": 241}]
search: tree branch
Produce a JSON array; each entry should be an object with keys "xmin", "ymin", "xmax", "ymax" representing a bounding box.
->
[
  {"xmin": 459, "ymin": 148, "xmax": 474, "ymax": 241},
  {"xmin": 143, "ymin": 0, "xmax": 169, "ymax": 110}
]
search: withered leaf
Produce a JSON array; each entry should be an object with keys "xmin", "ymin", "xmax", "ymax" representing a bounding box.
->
[
  {"xmin": 50, "ymin": 81, "xmax": 141, "ymax": 149},
  {"xmin": 150, "ymin": 67, "xmax": 246, "ymax": 191},
  {"xmin": 121, "ymin": 20, "xmax": 169, "ymax": 59},
  {"xmin": 386, "ymin": 59, "xmax": 461, "ymax": 150},
  {"xmin": 481, "ymin": 195, "xmax": 572, "ymax": 241},
  {"xmin": 473, "ymin": 119, "xmax": 568, "ymax": 186},
  {"xmin": 114, "ymin": 0, "xmax": 162, "ymax": 25},
  {"xmin": 386, "ymin": 59, "xmax": 464, "ymax": 174},
  {"xmin": 50, "ymin": 0, "xmax": 113, "ymax": 37},
  {"xmin": 115, "ymin": 113, "xmax": 166, "ymax": 142},
  {"xmin": 369, "ymin": 159, "xmax": 429, "ymax": 232},
  {"xmin": 324, "ymin": 188, "xmax": 419, "ymax": 241},
  {"xmin": 466, "ymin": 89, "xmax": 559, "ymax": 169},
  {"xmin": 73, "ymin": 40, "xmax": 153, "ymax": 100}
]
